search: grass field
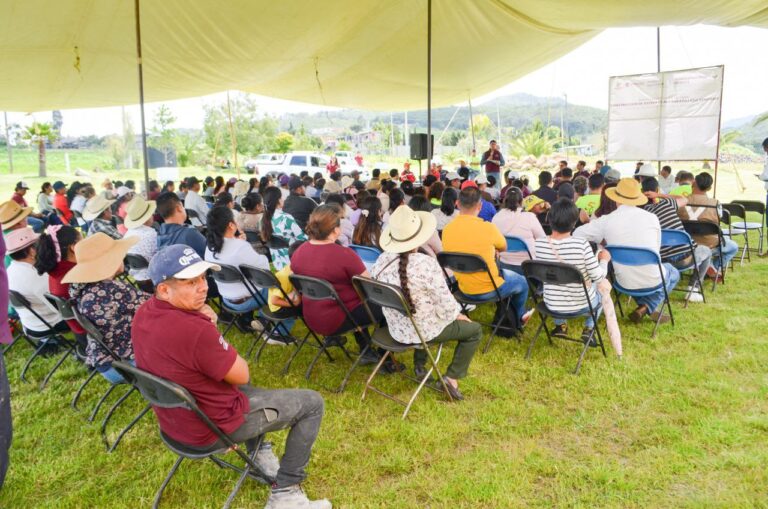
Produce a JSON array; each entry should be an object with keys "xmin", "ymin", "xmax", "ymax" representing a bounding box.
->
[{"xmin": 1, "ymin": 225, "xmax": 767, "ymax": 508}]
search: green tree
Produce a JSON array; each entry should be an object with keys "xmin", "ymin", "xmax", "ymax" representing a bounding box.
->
[
  {"xmin": 470, "ymin": 114, "xmax": 495, "ymax": 142},
  {"xmin": 203, "ymin": 94, "xmax": 278, "ymax": 160},
  {"xmin": 22, "ymin": 121, "xmax": 58, "ymax": 177},
  {"xmin": 175, "ymin": 131, "xmax": 204, "ymax": 167},
  {"xmin": 150, "ymin": 104, "xmax": 177, "ymax": 164},
  {"xmin": 273, "ymin": 132, "xmax": 294, "ymax": 153},
  {"xmin": 753, "ymin": 112, "xmax": 768, "ymax": 128}
]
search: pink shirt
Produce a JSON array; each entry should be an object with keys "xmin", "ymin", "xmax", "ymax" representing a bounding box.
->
[{"xmin": 491, "ymin": 208, "xmax": 545, "ymax": 265}]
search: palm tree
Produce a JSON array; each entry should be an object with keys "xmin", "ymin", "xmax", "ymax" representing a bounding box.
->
[{"xmin": 22, "ymin": 121, "xmax": 58, "ymax": 177}]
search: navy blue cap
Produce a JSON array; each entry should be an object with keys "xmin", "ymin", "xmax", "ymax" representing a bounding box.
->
[{"xmin": 148, "ymin": 244, "xmax": 220, "ymax": 286}]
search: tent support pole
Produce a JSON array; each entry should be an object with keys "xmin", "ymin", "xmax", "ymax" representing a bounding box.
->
[
  {"xmin": 134, "ymin": 0, "xmax": 150, "ymax": 195},
  {"xmin": 425, "ymin": 0, "xmax": 432, "ymax": 178},
  {"xmin": 468, "ymin": 97, "xmax": 476, "ymax": 155},
  {"xmin": 657, "ymin": 27, "xmax": 662, "ymax": 174},
  {"xmin": 3, "ymin": 112, "xmax": 13, "ymax": 174},
  {"xmin": 713, "ymin": 66, "xmax": 725, "ymax": 199},
  {"xmin": 226, "ymin": 91, "xmax": 239, "ymax": 179}
]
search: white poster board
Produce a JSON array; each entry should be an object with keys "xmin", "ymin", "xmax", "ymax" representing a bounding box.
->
[{"xmin": 606, "ymin": 65, "xmax": 723, "ymax": 161}]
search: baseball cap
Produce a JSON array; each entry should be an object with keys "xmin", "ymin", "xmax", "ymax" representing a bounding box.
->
[
  {"xmin": 186, "ymin": 176, "xmax": 201, "ymax": 186},
  {"xmin": 288, "ymin": 176, "xmax": 304, "ymax": 191},
  {"xmin": 604, "ymin": 168, "xmax": 621, "ymax": 184},
  {"xmin": 475, "ymin": 175, "xmax": 489, "ymax": 185},
  {"xmin": 148, "ymin": 244, "xmax": 220, "ymax": 286},
  {"xmin": 279, "ymin": 174, "xmax": 290, "ymax": 186},
  {"xmin": 460, "ymin": 180, "xmax": 478, "ymax": 190},
  {"xmin": 15, "ymin": 181, "xmax": 29, "ymax": 190},
  {"xmin": 522, "ymin": 194, "xmax": 545, "ymax": 212},
  {"xmin": 445, "ymin": 171, "xmax": 460, "ymax": 181},
  {"xmin": 53, "ymin": 181, "xmax": 67, "ymax": 191}
]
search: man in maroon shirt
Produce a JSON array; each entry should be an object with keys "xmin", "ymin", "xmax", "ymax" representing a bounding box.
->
[
  {"xmin": 479, "ymin": 140, "xmax": 505, "ymax": 190},
  {"xmin": 11, "ymin": 181, "xmax": 44, "ymax": 232},
  {"xmin": 132, "ymin": 245, "xmax": 330, "ymax": 509}
]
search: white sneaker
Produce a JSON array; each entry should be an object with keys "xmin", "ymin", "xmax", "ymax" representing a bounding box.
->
[
  {"xmin": 255, "ymin": 441, "xmax": 280, "ymax": 480},
  {"xmin": 687, "ymin": 293, "xmax": 704, "ymax": 303},
  {"xmin": 264, "ymin": 485, "xmax": 332, "ymax": 509},
  {"xmin": 251, "ymin": 320, "xmax": 266, "ymax": 332},
  {"xmin": 464, "ymin": 304, "xmax": 476, "ymax": 312}
]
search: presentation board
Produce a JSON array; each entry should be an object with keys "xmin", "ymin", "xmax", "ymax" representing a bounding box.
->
[{"xmin": 606, "ymin": 65, "xmax": 724, "ymax": 161}]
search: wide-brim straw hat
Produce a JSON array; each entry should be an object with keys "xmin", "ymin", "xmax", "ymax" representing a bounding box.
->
[
  {"xmin": 605, "ymin": 178, "xmax": 648, "ymax": 206},
  {"xmin": 379, "ymin": 205, "xmax": 437, "ymax": 254},
  {"xmin": 124, "ymin": 196, "xmax": 157, "ymax": 229},
  {"xmin": 62, "ymin": 233, "xmax": 139, "ymax": 284},
  {"xmin": 5, "ymin": 227, "xmax": 40, "ymax": 254},
  {"xmin": 0, "ymin": 200, "xmax": 32, "ymax": 230},
  {"xmin": 82, "ymin": 194, "xmax": 116, "ymax": 221},
  {"xmin": 341, "ymin": 176, "xmax": 354, "ymax": 190}
]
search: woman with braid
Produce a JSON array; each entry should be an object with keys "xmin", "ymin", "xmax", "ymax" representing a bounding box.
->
[
  {"xmin": 260, "ymin": 186, "xmax": 307, "ymax": 270},
  {"xmin": 372, "ymin": 206, "xmax": 481, "ymax": 401}
]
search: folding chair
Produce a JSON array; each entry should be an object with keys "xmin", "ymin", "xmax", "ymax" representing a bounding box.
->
[
  {"xmin": 210, "ymin": 264, "xmax": 260, "ymax": 339},
  {"xmin": 352, "ymin": 276, "xmax": 454, "ymax": 418},
  {"xmin": 498, "ymin": 235, "xmax": 532, "ymax": 273},
  {"xmin": 266, "ymin": 235, "xmax": 290, "ymax": 250},
  {"xmin": 660, "ymin": 229, "xmax": 705, "ymax": 307},
  {"xmin": 289, "ymin": 274, "xmax": 367, "ymax": 392},
  {"xmin": 436, "ymin": 252, "xmax": 521, "ymax": 353},
  {"xmin": 3, "ymin": 317, "xmax": 26, "ymax": 355},
  {"xmin": 9, "ymin": 290, "xmax": 77, "ymax": 389},
  {"xmin": 521, "ymin": 260, "xmax": 606, "ymax": 374},
  {"xmin": 238, "ymin": 264, "xmax": 322, "ymax": 370},
  {"xmin": 350, "ymin": 244, "xmax": 382, "ymax": 270},
  {"xmin": 721, "ymin": 203, "xmax": 751, "ymax": 264},
  {"xmin": 71, "ymin": 305, "xmax": 151, "ymax": 453},
  {"xmin": 185, "ymin": 208, "xmax": 205, "ymax": 230},
  {"xmin": 604, "ymin": 245, "xmax": 674, "ymax": 338},
  {"xmin": 244, "ymin": 231, "xmax": 272, "ymax": 264},
  {"xmin": 682, "ymin": 220, "xmax": 727, "ymax": 292},
  {"xmin": 124, "ymin": 254, "xmax": 153, "ymax": 292},
  {"xmin": 730, "ymin": 200, "xmax": 765, "ymax": 255},
  {"xmin": 111, "ymin": 360, "xmax": 270, "ymax": 509}
]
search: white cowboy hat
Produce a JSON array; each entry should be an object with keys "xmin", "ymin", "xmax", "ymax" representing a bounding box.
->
[
  {"xmin": 82, "ymin": 194, "xmax": 116, "ymax": 221},
  {"xmin": 124, "ymin": 195, "xmax": 157, "ymax": 229},
  {"xmin": 636, "ymin": 163, "xmax": 657, "ymax": 178},
  {"xmin": 379, "ymin": 205, "xmax": 437, "ymax": 254}
]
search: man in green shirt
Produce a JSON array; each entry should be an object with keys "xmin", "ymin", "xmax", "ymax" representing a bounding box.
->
[
  {"xmin": 575, "ymin": 173, "xmax": 603, "ymax": 216},
  {"xmin": 670, "ymin": 171, "xmax": 694, "ymax": 197}
]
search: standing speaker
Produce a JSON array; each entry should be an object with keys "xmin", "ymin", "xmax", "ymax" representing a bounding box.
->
[{"xmin": 409, "ymin": 133, "xmax": 434, "ymax": 160}]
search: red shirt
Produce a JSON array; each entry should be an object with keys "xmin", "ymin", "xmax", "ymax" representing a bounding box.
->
[
  {"xmin": 326, "ymin": 162, "xmax": 339, "ymax": 174},
  {"xmin": 48, "ymin": 260, "xmax": 86, "ymax": 335},
  {"xmin": 53, "ymin": 193, "xmax": 73, "ymax": 223},
  {"xmin": 290, "ymin": 242, "xmax": 366, "ymax": 335},
  {"xmin": 11, "ymin": 192, "xmax": 27, "ymax": 207},
  {"xmin": 131, "ymin": 297, "xmax": 248, "ymax": 446}
]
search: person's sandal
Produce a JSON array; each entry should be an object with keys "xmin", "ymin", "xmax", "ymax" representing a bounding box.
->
[
  {"xmin": 435, "ymin": 376, "xmax": 464, "ymax": 401},
  {"xmin": 551, "ymin": 323, "xmax": 568, "ymax": 338}
]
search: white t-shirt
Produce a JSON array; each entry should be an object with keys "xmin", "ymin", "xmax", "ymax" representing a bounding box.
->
[
  {"xmin": 205, "ymin": 237, "xmax": 269, "ymax": 300},
  {"xmin": 124, "ymin": 225, "xmax": 158, "ymax": 281},
  {"xmin": 7, "ymin": 260, "xmax": 62, "ymax": 332}
]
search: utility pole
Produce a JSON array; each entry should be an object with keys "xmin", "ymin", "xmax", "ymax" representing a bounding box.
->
[{"xmin": 3, "ymin": 112, "xmax": 13, "ymax": 174}]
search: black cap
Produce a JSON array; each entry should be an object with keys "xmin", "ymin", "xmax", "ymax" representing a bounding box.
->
[
  {"xmin": 186, "ymin": 176, "xmax": 200, "ymax": 186},
  {"xmin": 288, "ymin": 176, "xmax": 304, "ymax": 191}
]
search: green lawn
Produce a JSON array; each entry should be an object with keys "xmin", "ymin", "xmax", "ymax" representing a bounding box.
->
[{"xmin": 1, "ymin": 232, "xmax": 767, "ymax": 508}]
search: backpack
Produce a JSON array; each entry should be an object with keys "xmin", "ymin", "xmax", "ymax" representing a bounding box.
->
[{"xmin": 492, "ymin": 298, "xmax": 521, "ymax": 338}]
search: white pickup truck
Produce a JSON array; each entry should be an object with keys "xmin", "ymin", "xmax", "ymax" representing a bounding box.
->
[{"xmin": 256, "ymin": 151, "xmax": 331, "ymax": 178}]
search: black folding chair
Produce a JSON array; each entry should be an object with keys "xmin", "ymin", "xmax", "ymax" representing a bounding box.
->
[
  {"xmin": 731, "ymin": 200, "xmax": 765, "ymax": 254},
  {"xmin": 111, "ymin": 360, "xmax": 269, "ymax": 509},
  {"xmin": 682, "ymin": 220, "xmax": 727, "ymax": 292},
  {"xmin": 71, "ymin": 306, "xmax": 150, "ymax": 453},
  {"xmin": 721, "ymin": 203, "xmax": 751, "ymax": 264},
  {"xmin": 660, "ymin": 229, "xmax": 705, "ymax": 307},
  {"xmin": 436, "ymin": 252, "xmax": 522, "ymax": 353},
  {"xmin": 521, "ymin": 261, "xmax": 606, "ymax": 374},
  {"xmin": 266, "ymin": 235, "xmax": 290, "ymax": 250},
  {"xmin": 289, "ymin": 274, "xmax": 367, "ymax": 393},
  {"xmin": 185, "ymin": 208, "xmax": 205, "ymax": 230},
  {"xmin": 239, "ymin": 264, "xmax": 323, "ymax": 373},
  {"xmin": 244, "ymin": 231, "xmax": 272, "ymax": 264},
  {"xmin": 352, "ymin": 276, "xmax": 454, "ymax": 418},
  {"xmin": 2, "ymin": 317, "xmax": 26, "ymax": 355},
  {"xmin": 210, "ymin": 263, "xmax": 260, "ymax": 339},
  {"xmin": 9, "ymin": 290, "xmax": 77, "ymax": 389}
]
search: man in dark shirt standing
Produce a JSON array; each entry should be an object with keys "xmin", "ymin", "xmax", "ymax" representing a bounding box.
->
[
  {"xmin": 533, "ymin": 171, "xmax": 558, "ymax": 205},
  {"xmin": 132, "ymin": 245, "xmax": 330, "ymax": 509},
  {"xmin": 480, "ymin": 140, "xmax": 505, "ymax": 190},
  {"xmin": 282, "ymin": 176, "xmax": 317, "ymax": 230}
]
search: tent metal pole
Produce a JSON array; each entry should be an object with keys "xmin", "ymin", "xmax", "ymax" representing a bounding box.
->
[
  {"xmin": 713, "ymin": 65, "xmax": 725, "ymax": 199},
  {"xmin": 426, "ymin": 0, "xmax": 432, "ymax": 176},
  {"xmin": 657, "ymin": 27, "xmax": 661, "ymax": 174},
  {"xmin": 3, "ymin": 112, "xmax": 13, "ymax": 174},
  {"xmin": 134, "ymin": 0, "xmax": 150, "ymax": 196},
  {"xmin": 468, "ymin": 97, "xmax": 476, "ymax": 154},
  {"xmin": 226, "ymin": 91, "xmax": 239, "ymax": 179}
]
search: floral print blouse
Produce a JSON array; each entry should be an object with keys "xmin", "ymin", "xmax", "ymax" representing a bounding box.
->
[{"xmin": 70, "ymin": 279, "xmax": 148, "ymax": 369}]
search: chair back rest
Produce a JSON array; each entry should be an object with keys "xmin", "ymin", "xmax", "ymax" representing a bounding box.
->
[
  {"xmin": 8, "ymin": 290, "xmax": 31, "ymax": 310},
  {"xmin": 267, "ymin": 235, "xmax": 289, "ymax": 250},
  {"xmin": 185, "ymin": 208, "xmax": 200, "ymax": 219},
  {"xmin": 210, "ymin": 262, "xmax": 244, "ymax": 284},
  {"xmin": 289, "ymin": 274, "xmax": 339, "ymax": 302},
  {"xmin": 719, "ymin": 208, "xmax": 731, "ymax": 226},
  {"xmin": 504, "ymin": 236, "xmax": 532, "ymax": 259},
  {"xmin": 124, "ymin": 253, "xmax": 149, "ymax": 270},
  {"xmin": 521, "ymin": 260, "xmax": 585, "ymax": 286},
  {"xmin": 731, "ymin": 200, "xmax": 765, "ymax": 216},
  {"xmin": 244, "ymin": 230, "xmax": 261, "ymax": 244},
  {"xmin": 721, "ymin": 203, "xmax": 746, "ymax": 222},
  {"xmin": 682, "ymin": 220, "xmax": 721, "ymax": 238},
  {"xmin": 352, "ymin": 276, "xmax": 409, "ymax": 315},
  {"xmin": 44, "ymin": 293, "xmax": 75, "ymax": 321},
  {"xmin": 71, "ymin": 306, "xmax": 123, "ymax": 359},
  {"xmin": 660, "ymin": 229, "xmax": 693, "ymax": 249},
  {"xmin": 111, "ymin": 360, "xmax": 195, "ymax": 410},
  {"xmin": 436, "ymin": 252, "xmax": 489, "ymax": 274},
  {"xmin": 604, "ymin": 245, "xmax": 661, "ymax": 266},
  {"xmin": 350, "ymin": 244, "xmax": 382, "ymax": 264},
  {"xmin": 239, "ymin": 264, "xmax": 279, "ymax": 290}
]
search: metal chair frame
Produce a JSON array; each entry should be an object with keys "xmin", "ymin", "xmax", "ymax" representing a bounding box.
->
[
  {"xmin": 498, "ymin": 235, "xmax": 532, "ymax": 272},
  {"xmin": 660, "ymin": 229, "xmax": 706, "ymax": 308},
  {"xmin": 604, "ymin": 245, "xmax": 674, "ymax": 338},
  {"xmin": 521, "ymin": 260, "xmax": 606, "ymax": 374},
  {"xmin": 731, "ymin": 200, "xmax": 765, "ymax": 254},
  {"xmin": 352, "ymin": 276, "xmax": 453, "ymax": 418},
  {"xmin": 9, "ymin": 290, "xmax": 77, "ymax": 389},
  {"xmin": 682, "ymin": 220, "xmax": 727, "ymax": 292},
  {"xmin": 721, "ymin": 203, "xmax": 751, "ymax": 264},
  {"xmin": 210, "ymin": 263, "xmax": 260, "ymax": 340},
  {"xmin": 436, "ymin": 252, "xmax": 520, "ymax": 353},
  {"xmin": 111, "ymin": 361, "xmax": 269, "ymax": 509}
]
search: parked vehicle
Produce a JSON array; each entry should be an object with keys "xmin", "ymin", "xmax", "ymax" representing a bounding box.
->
[
  {"xmin": 243, "ymin": 153, "xmax": 285, "ymax": 174},
  {"xmin": 261, "ymin": 151, "xmax": 330, "ymax": 178},
  {"xmin": 334, "ymin": 150, "xmax": 357, "ymax": 168}
]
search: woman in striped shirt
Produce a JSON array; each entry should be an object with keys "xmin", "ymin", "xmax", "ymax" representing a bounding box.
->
[{"xmin": 534, "ymin": 198, "xmax": 611, "ymax": 341}]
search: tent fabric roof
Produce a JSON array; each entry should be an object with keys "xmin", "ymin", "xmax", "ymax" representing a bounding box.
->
[{"xmin": 1, "ymin": 0, "xmax": 767, "ymax": 112}]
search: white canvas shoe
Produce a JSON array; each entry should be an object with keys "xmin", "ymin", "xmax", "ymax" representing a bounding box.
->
[{"xmin": 264, "ymin": 485, "xmax": 332, "ymax": 509}]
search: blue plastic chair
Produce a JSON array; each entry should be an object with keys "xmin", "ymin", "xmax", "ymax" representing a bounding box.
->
[
  {"xmin": 660, "ymin": 229, "xmax": 705, "ymax": 307},
  {"xmin": 604, "ymin": 245, "xmax": 675, "ymax": 338},
  {"xmin": 499, "ymin": 236, "xmax": 532, "ymax": 273},
  {"xmin": 350, "ymin": 244, "xmax": 382, "ymax": 268}
]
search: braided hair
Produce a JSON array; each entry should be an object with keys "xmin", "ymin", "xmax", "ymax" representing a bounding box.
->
[{"xmin": 397, "ymin": 252, "xmax": 414, "ymax": 311}]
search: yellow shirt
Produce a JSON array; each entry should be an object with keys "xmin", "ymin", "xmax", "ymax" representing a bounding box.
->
[
  {"xmin": 268, "ymin": 266, "xmax": 294, "ymax": 313},
  {"xmin": 670, "ymin": 184, "xmax": 692, "ymax": 197},
  {"xmin": 442, "ymin": 214, "xmax": 506, "ymax": 295}
]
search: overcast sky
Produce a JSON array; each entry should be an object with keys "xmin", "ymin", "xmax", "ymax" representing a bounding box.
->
[{"xmin": 6, "ymin": 25, "xmax": 768, "ymax": 137}]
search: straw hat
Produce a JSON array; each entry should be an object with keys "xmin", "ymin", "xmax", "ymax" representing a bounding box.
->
[
  {"xmin": 62, "ymin": 233, "xmax": 139, "ymax": 284},
  {"xmin": 0, "ymin": 200, "xmax": 33, "ymax": 229},
  {"xmin": 232, "ymin": 180, "xmax": 249, "ymax": 198},
  {"xmin": 379, "ymin": 205, "xmax": 437, "ymax": 254},
  {"xmin": 116, "ymin": 186, "xmax": 132, "ymax": 198},
  {"xmin": 341, "ymin": 176, "xmax": 354, "ymax": 190},
  {"xmin": 82, "ymin": 194, "xmax": 116, "ymax": 221},
  {"xmin": 605, "ymin": 178, "xmax": 648, "ymax": 206},
  {"xmin": 124, "ymin": 196, "xmax": 157, "ymax": 229},
  {"xmin": 5, "ymin": 227, "xmax": 39, "ymax": 254}
]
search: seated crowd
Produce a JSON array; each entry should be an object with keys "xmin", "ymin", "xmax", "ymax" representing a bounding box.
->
[{"xmin": 3, "ymin": 145, "xmax": 759, "ymax": 507}]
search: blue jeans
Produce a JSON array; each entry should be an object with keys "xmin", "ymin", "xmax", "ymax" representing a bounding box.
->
[
  {"xmin": 554, "ymin": 292, "xmax": 602, "ymax": 328},
  {"xmin": 465, "ymin": 269, "xmax": 529, "ymax": 319},
  {"xmin": 27, "ymin": 216, "xmax": 44, "ymax": 233},
  {"xmin": 711, "ymin": 239, "xmax": 738, "ymax": 269},
  {"xmin": 633, "ymin": 263, "xmax": 680, "ymax": 314},
  {"xmin": 224, "ymin": 289, "xmax": 295, "ymax": 336},
  {"xmin": 98, "ymin": 359, "xmax": 135, "ymax": 384}
]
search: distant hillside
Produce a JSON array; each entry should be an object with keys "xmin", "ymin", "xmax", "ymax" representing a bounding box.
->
[
  {"xmin": 278, "ymin": 93, "xmax": 607, "ymax": 140},
  {"xmin": 723, "ymin": 113, "xmax": 768, "ymax": 153}
]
